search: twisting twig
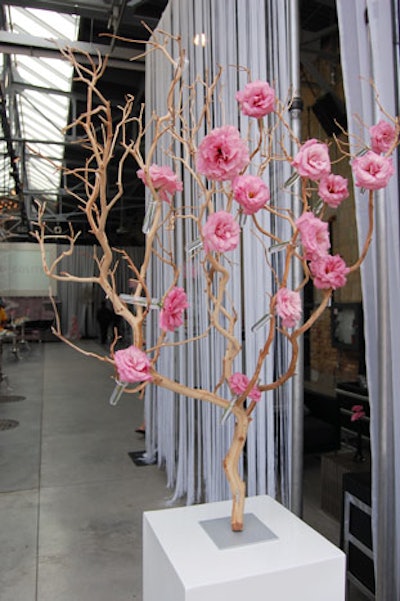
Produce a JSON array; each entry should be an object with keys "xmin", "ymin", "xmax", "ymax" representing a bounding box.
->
[{"xmin": 31, "ymin": 31, "xmax": 395, "ymax": 533}]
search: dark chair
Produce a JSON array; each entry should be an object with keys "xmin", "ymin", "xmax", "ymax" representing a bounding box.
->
[{"xmin": 341, "ymin": 471, "xmax": 375, "ymax": 599}]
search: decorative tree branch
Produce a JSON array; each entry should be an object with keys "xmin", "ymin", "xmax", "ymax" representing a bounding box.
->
[{"xmin": 33, "ymin": 32, "xmax": 399, "ymax": 531}]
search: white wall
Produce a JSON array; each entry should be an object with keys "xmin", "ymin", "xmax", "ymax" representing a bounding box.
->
[{"xmin": 0, "ymin": 242, "xmax": 57, "ymax": 297}]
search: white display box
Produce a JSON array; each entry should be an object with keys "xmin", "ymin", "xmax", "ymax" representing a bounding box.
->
[{"xmin": 143, "ymin": 495, "xmax": 345, "ymax": 601}]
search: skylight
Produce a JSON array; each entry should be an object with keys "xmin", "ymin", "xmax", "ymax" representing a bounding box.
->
[{"xmin": 1, "ymin": 6, "xmax": 79, "ymax": 204}]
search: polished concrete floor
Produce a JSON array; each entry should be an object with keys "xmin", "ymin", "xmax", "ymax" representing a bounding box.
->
[
  {"xmin": 0, "ymin": 340, "xmax": 366, "ymax": 600},
  {"xmin": 0, "ymin": 340, "xmax": 172, "ymax": 601}
]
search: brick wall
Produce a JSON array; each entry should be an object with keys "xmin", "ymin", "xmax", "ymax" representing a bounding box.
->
[{"xmin": 309, "ymin": 309, "xmax": 360, "ymax": 384}]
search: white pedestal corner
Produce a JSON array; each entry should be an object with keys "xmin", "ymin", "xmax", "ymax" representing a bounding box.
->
[{"xmin": 143, "ymin": 495, "xmax": 345, "ymax": 601}]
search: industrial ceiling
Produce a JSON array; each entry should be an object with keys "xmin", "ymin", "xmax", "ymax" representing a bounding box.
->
[{"xmin": 0, "ymin": 0, "xmax": 340, "ymax": 245}]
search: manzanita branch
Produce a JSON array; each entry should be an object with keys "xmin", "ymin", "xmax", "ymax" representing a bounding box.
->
[{"xmin": 33, "ymin": 31, "xmax": 398, "ymax": 532}]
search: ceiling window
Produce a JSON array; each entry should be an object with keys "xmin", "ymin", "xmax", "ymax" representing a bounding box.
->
[{"xmin": 1, "ymin": 6, "xmax": 79, "ymax": 204}]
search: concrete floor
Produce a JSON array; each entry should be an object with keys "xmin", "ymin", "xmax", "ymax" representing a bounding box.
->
[
  {"xmin": 0, "ymin": 340, "xmax": 172, "ymax": 601},
  {"xmin": 0, "ymin": 339, "xmax": 367, "ymax": 600}
]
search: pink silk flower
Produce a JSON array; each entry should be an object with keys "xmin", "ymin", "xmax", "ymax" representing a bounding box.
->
[
  {"xmin": 159, "ymin": 286, "xmax": 189, "ymax": 332},
  {"xmin": 203, "ymin": 210, "xmax": 240, "ymax": 253},
  {"xmin": 236, "ymin": 80, "xmax": 275, "ymax": 118},
  {"xmin": 196, "ymin": 125, "xmax": 249, "ymax": 181},
  {"xmin": 137, "ymin": 164, "xmax": 183, "ymax": 203},
  {"xmin": 114, "ymin": 345, "xmax": 152, "ymax": 383}
]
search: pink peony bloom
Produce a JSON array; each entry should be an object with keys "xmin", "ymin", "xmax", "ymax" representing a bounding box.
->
[
  {"xmin": 310, "ymin": 254, "xmax": 349, "ymax": 290},
  {"xmin": 296, "ymin": 212, "xmax": 331, "ymax": 261},
  {"xmin": 370, "ymin": 120, "xmax": 397, "ymax": 154},
  {"xmin": 159, "ymin": 286, "xmax": 189, "ymax": 332},
  {"xmin": 137, "ymin": 164, "xmax": 183, "ymax": 203},
  {"xmin": 236, "ymin": 80, "xmax": 275, "ymax": 118},
  {"xmin": 114, "ymin": 345, "xmax": 152, "ymax": 383},
  {"xmin": 352, "ymin": 151, "xmax": 395, "ymax": 190},
  {"xmin": 292, "ymin": 138, "xmax": 331, "ymax": 181},
  {"xmin": 203, "ymin": 210, "xmax": 240, "ymax": 253},
  {"xmin": 233, "ymin": 175, "xmax": 270, "ymax": 215},
  {"xmin": 318, "ymin": 173, "xmax": 349, "ymax": 208},
  {"xmin": 275, "ymin": 287, "xmax": 302, "ymax": 328},
  {"xmin": 228, "ymin": 372, "xmax": 261, "ymax": 402},
  {"xmin": 196, "ymin": 125, "xmax": 250, "ymax": 181}
]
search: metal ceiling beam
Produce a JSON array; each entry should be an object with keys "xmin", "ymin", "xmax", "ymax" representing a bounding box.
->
[
  {"xmin": 0, "ymin": 83, "xmax": 21, "ymax": 194},
  {"xmin": 0, "ymin": 31, "xmax": 145, "ymax": 71},
  {"xmin": 3, "ymin": 0, "xmax": 161, "ymax": 26},
  {"xmin": 3, "ymin": 0, "xmax": 112, "ymax": 18}
]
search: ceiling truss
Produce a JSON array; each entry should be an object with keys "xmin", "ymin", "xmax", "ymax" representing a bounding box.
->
[{"xmin": 0, "ymin": 0, "xmax": 341, "ymax": 245}]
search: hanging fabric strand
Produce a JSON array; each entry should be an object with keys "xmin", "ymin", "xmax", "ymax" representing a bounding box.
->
[
  {"xmin": 337, "ymin": 1, "xmax": 400, "ymax": 599},
  {"xmin": 144, "ymin": 0, "xmax": 297, "ymax": 510}
]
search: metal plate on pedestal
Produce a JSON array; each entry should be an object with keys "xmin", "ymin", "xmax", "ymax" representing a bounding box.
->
[{"xmin": 199, "ymin": 512, "xmax": 278, "ymax": 550}]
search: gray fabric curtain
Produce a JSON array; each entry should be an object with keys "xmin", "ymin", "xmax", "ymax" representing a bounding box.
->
[{"xmin": 337, "ymin": 1, "xmax": 400, "ymax": 599}]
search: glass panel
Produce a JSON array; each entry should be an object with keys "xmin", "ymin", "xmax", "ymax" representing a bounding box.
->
[{"xmin": 3, "ymin": 6, "xmax": 79, "ymax": 201}]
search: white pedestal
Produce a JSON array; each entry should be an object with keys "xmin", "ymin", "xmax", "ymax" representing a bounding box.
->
[{"xmin": 143, "ymin": 495, "xmax": 345, "ymax": 601}]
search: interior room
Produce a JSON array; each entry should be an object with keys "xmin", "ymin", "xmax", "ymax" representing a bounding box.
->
[{"xmin": 0, "ymin": 1, "xmax": 398, "ymax": 600}]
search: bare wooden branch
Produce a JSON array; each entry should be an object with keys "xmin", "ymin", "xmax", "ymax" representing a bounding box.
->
[{"xmin": 31, "ymin": 32, "xmax": 397, "ymax": 532}]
